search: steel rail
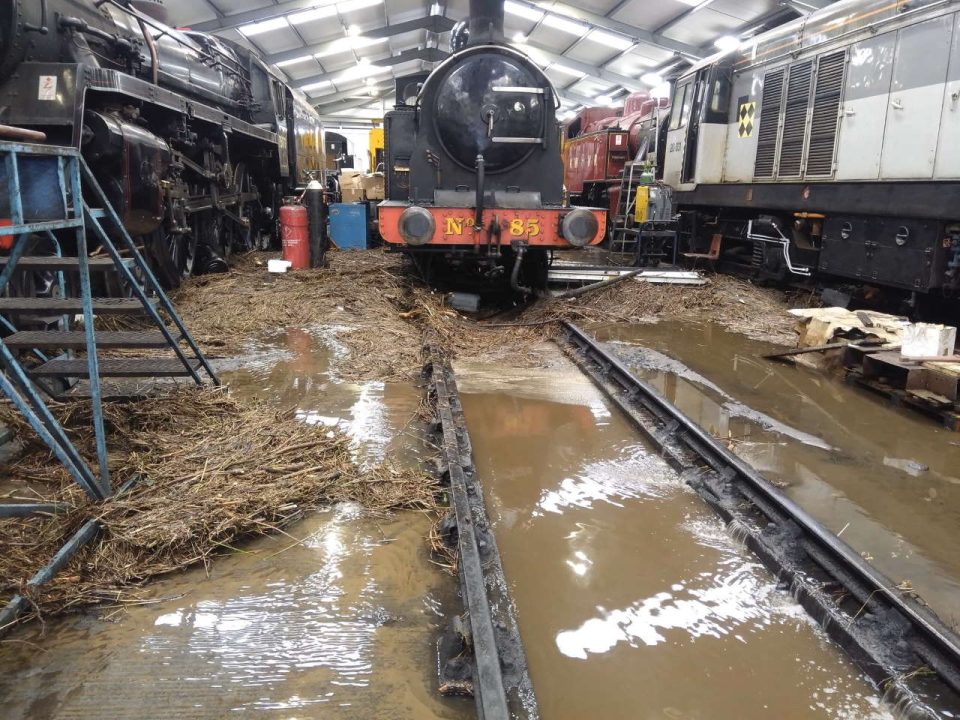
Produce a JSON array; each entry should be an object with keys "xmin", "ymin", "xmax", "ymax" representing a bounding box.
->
[
  {"xmin": 425, "ymin": 343, "xmax": 538, "ymax": 720},
  {"xmin": 558, "ymin": 320, "xmax": 960, "ymax": 716}
]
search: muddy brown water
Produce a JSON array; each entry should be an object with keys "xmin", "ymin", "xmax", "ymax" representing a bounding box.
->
[
  {"xmin": 592, "ymin": 320, "xmax": 960, "ymax": 631},
  {"xmin": 0, "ymin": 328, "xmax": 471, "ymax": 720},
  {"xmin": 457, "ymin": 356, "xmax": 903, "ymax": 720}
]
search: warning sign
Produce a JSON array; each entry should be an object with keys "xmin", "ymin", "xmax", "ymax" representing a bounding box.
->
[
  {"xmin": 38, "ymin": 75, "xmax": 57, "ymax": 101},
  {"xmin": 737, "ymin": 97, "xmax": 756, "ymax": 138}
]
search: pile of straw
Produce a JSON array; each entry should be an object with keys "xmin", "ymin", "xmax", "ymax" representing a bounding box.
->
[
  {"xmin": 528, "ymin": 273, "xmax": 800, "ymax": 345},
  {"xmin": 0, "ymin": 388, "xmax": 438, "ymax": 619},
  {"xmin": 172, "ymin": 251, "xmax": 422, "ymax": 381}
]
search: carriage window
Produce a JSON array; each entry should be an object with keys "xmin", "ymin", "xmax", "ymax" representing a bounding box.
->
[{"xmin": 669, "ymin": 82, "xmax": 690, "ymax": 130}]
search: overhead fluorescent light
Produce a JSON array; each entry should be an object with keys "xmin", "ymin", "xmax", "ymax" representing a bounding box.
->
[
  {"xmin": 301, "ymin": 80, "xmax": 332, "ymax": 92},
  {"xmin": 238, "ymin": 16, "xmax": 289, "ymax": 36},
  {"xmin": 713, "ymin": 35, "xmax": 740, "ymax": 52},
  {"xmin": 549, "ymin": 62, "xmax": 585, "ymax": 77},
  {"xmin": 335, "ymin": 62, "xmax": 391, "ymax": 83},
  {"xmin": 585, "ymin": 29, "xmax": 633, "ymax": 51},
  {"xmin": 651, "ymin": 82, "xmax": 671, "ymax": 99},
  {"xmin": 542, "ymin": 13, "xmax": 588, "ymax": 35},
  {"xmin": 504, "ymin": 0, "xmax": 545, "ymax": 23},
  {"xmin": 641, "ymin": 72, "xmax": 663, "ymax": 86},
  {"xmin": 513, "ymin": 32, "xmax": 527, "ymax": 43},
  {"xmin": 315, "ymin": 36, "xmax": 388, "ymax": 58},
  {"xmin": 340, "ymin": 0, "xmax": 383, "ymax": 12},
  {"xmin": 275, "ymin": 54, "xmax": 314, "ymax": 67},
  {"xmin": 288, "ymin": 6, "xmax": 338, "ymax": 24},
  {"xmin": 429, "ymin": 2, "xmax": 442, "ymax": 15}
]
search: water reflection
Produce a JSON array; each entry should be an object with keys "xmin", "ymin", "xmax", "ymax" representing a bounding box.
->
[
  {"xmin": 224, "ymin": 327, "xmax": 419, "ymax": 466},
  {"xmin": 595, "ymin": 320, "xmax": 960, "ymax": 628},
  {"xmin": 457, "ymin": 353, "xmax": 896, "ymax": 720}
]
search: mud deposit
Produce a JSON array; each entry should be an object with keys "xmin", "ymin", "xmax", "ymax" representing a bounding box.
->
[
  {"xmin": 0, "ymin": 330, "xmax": 470, "ymax": 720},
  {"xmin": 456, "ymin": 355, "xmax": 893, "ymax": 720},
  {"xmin": 596, "ymin": 321, "xmax": 960, "ymax": 630}
]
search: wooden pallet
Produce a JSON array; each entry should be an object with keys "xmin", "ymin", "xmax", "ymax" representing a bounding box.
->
[{"xmin": 843, "ymin": 349, "xmax": 960, "ymax": 431}]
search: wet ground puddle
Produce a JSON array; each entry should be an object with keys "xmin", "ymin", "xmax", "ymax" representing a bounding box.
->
[
  {"xmin": 593, "ymin": 320, "xmax": 960, "ymax": 631},
  {"xmin": 456, "ymin": 356, "xmax": 894, "ymax": 720},
  {"xmin": 0, "ymin": 328, "xmax": 470, "ymax": 720}
]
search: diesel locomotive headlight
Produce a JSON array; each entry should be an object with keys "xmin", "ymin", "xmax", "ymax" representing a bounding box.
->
[
  {"xmin": 399, "ymin": 207, "xmax": 435, "ymax": 246},
  {"xmin": 562, "ymin": 208, "xmax": 599, "ymax": 247}
]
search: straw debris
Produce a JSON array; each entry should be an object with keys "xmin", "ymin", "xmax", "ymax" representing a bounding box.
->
[
  {"xmin": 0, "ymin": 388, "xmax": 438, "ymax": 621},
  {"xmin": 172, "ymin": 250, "xmax": 422, "ymax": 381}
]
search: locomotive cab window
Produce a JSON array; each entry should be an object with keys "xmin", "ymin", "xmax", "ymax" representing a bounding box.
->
[
  {"xmin": 669, "ymin": 82, "xmax": 692, "ymax": 130},
  {"xmin": 704, "ymin": 69, "xmax": 732, "ymax": 124}
]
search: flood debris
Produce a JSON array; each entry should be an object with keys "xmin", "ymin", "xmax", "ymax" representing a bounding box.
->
[
  {"xmin": 0, "ymin": 388, "xmax": 438, "ymax": 623},
  {"xmin": 172, "ymin": 251, "xmax": 422, "ymax": 381}
]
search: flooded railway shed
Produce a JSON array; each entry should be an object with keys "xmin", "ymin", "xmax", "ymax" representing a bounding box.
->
[{"xmin": 4, "ymin": 0, "xmax": 960, "ymax": 717}]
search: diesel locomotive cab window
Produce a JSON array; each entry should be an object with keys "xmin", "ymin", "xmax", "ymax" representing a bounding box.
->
[
  {"xmin": 670, "ymin": 82, "xmax": 691, "ymax": 130},
  {"xmin": 705, "ymin": 71, "xmax": 732, "ymax": 123}
]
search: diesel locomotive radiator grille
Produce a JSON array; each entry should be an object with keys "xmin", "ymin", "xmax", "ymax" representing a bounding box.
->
[
  {"xmin": 806, "ymin": 51, "xmax": 846, "ymax": 177},
  {"xmin": 777, "ymin": 60, "xmax": 812, "ymax": 177},
  {"xmin": 753, "ymin": 68, "xmax": 784, "ymax": 178}
]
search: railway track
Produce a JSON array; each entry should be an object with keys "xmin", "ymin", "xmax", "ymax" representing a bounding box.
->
[
  {"xmin": 425, "ymin": 341, "xmax": 538, "ymax": 720},
  {"xmin": 556, "ymin": 321, "xmax": 960, "ymax": 717}
]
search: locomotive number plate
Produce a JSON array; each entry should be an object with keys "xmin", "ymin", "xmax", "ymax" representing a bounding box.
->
[{"xmin": 444, "ymin": 217, "xmax": 541, "ymax": 237}]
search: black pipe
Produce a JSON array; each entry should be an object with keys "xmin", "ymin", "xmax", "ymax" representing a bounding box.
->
[
  {"xmin": 305, "ymin": 180, "xmax": 326, "ymax": 268},
  {"xmin": 467, "ymin": 0, "xmax": 504, "ymax": 46},
  {"xmin": 510, "ymin": 243, "xmax": 533, "ymax": 295},
  {"xmin": 474, "ymin": 154, "xmax": 485, "ymax": 231}
]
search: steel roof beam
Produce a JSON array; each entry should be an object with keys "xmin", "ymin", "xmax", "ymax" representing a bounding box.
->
[
  {"xmin": 524, "ymin": 0, "xmax": 704, "ymax": 59},
  {"xmin": 190, "ymin": 0, "xmax": 322, "ymax": 32},
  {"xmin": 295, "ymin": 48, "xmax": 443, "ymax": 93},
  {"xmin": 307, "ymin": 78, "xmax": 396, "ymax": 102},
  {"xmin": 519, "ymin": 42, "xmax": 648, "ymax": 92},
  {"xmin": 268, "ymin": 16, "xmax": 455, "ymax": 65},
  {"xmin": 315, "ymin": 90, "xmax": 393, "ymax": 113}
]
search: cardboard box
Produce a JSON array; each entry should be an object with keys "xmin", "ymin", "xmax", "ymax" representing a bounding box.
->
[
  {"xmin": 360, "ymin": 173, "xmax": 384, "ymax": 200},
  {"xmin": 341, "ymin": 187, "xmax": 365, "ymax": 204}
]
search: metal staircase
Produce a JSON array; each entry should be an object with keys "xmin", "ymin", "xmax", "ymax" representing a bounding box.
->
[
  {"xmin": 609, "ymin": 161, "xmax": 641, "ymax": 256},
  {"xmin": 0, "ymin": 141, "xmax": 218, "ymax": 502}
]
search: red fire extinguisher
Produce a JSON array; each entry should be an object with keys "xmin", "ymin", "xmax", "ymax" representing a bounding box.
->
[{"xmin": 279, "ymin": 202, "xmax": 310, "ymax": 270}]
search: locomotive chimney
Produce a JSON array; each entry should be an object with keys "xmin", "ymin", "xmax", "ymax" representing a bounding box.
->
[{"xmin": 467, "ymin": 0, "xmax": 505, "ymax": 46}]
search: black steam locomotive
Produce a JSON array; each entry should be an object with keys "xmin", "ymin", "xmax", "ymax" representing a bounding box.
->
[
  {"xmin": 379, "ymin": 0, "xmax": 606, "ymax": 292},
  {"xmin": 0, "ymin": 0, "xmax": 324, "ymax": 287}
]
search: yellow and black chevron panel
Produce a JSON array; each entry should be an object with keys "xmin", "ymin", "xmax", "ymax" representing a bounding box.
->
[{"xmin": 738, "ymin": 97, "xmax": 756, "ymax": 138}]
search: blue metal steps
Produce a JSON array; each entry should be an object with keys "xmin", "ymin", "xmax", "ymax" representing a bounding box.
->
[
  {"xmin": 5, "ymin": 330, "xmax": 174, "ymax": 349},
  {"xmin": 0, "ymin": 297, "xmax": 157, "ymax": 314},
  {"xmin": 0, "ymin": 255, "xmax": 128, "ymax": 270},
  {"xmin": 30, "ymin": 358, "xmax": 202, "ymax": 378},
  {"xmin": 0, "ymin": 140, "xmax": 219, "ymax": 504}
]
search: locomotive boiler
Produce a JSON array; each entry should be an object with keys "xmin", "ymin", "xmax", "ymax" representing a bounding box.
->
[
  {"xmin": 563, "ymin": 92, "xmax": 669, "ymax": 218},
  {"xmin": 0, "ymin": 0, "xmax": 324, "ymax": 287},
  {"xmin": 379, "ymin": 0, "xmax": 606, "ymax": 292},
  {"xmin": 664, "ymin": 0, "xmax": 960, "ymax": 308}
]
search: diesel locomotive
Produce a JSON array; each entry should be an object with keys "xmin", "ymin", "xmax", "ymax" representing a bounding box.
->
[
  {"xmin": 665, "ymin": 0, "xmax": 960, "ymax": 306},
  {"xmin": 379, "ymin": 0, "xmax": 607, "ymax": 293},
  {"xmin": 0, "ymin": 0, "xmax": 324, "ymax": 287}
]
